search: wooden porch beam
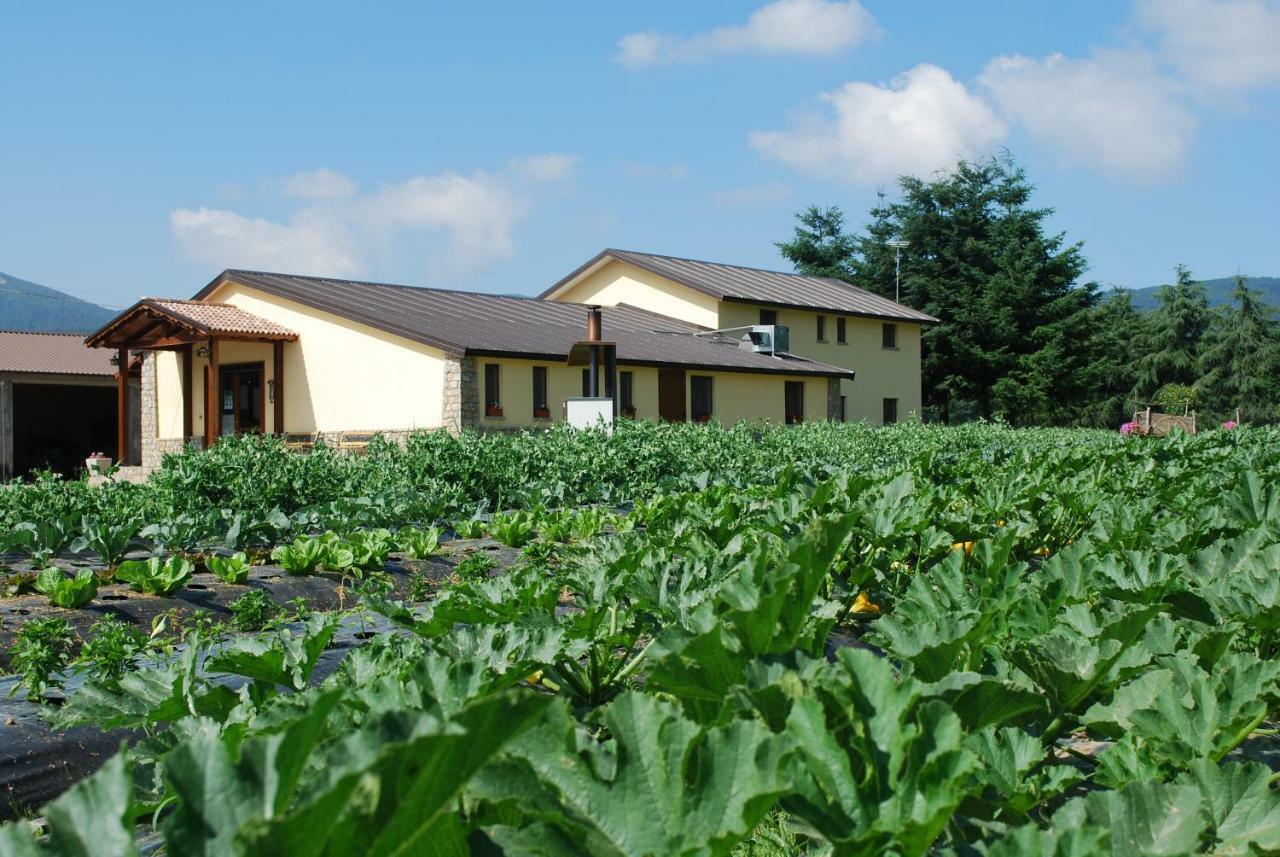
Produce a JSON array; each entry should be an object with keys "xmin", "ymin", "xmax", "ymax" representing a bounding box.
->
[
  {"xmin": 116, "ymin": 347, "xmax": 129, "ymax": 465},
  {"xmin": 182, "ymin": 345, "xmax": 193, "ymax": 441},
  {"xmin": 203, "ymin": 339, "xmax": 219, "ymax": 448},
  {"xmin": 273, "ymin": 340, "xmax": 284, "ymax": 436}
]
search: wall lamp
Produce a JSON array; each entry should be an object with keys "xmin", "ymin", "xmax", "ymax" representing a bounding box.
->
[
  {"xmin": 195, "ymin": 344, "xmax": 212, "ymax": 358},
  {"xmin": 267, "ymin": 379, "xmax": 276, "ymax": 403}
]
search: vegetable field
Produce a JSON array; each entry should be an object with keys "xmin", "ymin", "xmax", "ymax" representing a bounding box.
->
[{"xmin": 2, "ymin": 421, "xmax": 1280, "ymax": 855}]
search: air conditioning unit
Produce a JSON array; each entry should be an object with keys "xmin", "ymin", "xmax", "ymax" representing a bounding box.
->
[{"xmin": 740, "ymin": 324, "xmax": 789, "ymax": 355}]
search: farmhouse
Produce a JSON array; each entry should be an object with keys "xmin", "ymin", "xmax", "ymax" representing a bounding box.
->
[{"xmin": 85, "ymin": 250, "xmax": 935, "ymax": 471}]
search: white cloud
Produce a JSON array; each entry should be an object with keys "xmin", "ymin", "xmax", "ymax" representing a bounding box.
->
[
  {"xmin": 172, "ymin": 155, "xmax": 573, "ymax": 279},
  {"xmin": 749, "ymin": 64, "xmax": 1006, "ymax": 184},
  {"xmin": 278, "ymin": 168, "xmax": 358, "ymax": 200},
  {"xmin": 169, "ymin": 207, "xmax": 360, "ymax": 276},
  {"xmin": 711, "ymin": 182, "xmax": 792, "ymax": 207},
  {"xmin": 358, "ymin": 172, "xmax": 526, "ymax": 269},
  {"xmin": 979, "ymin": 50, "xmax": 1197, "ymax": 181},
  {"xmin": 616, "ymin": 0, "xmax": 877, "ymax": 66},
  {"xmin": 1136, "ymin": 0, "xmax": 1280, "ymax": 92},
  {"xmin": 507, "ymin": 152, "xmax": 579, "ymax": 183}
]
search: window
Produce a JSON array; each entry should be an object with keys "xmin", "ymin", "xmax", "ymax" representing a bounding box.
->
[
  {"xmin": 484, "ymin": 364, "xmax": 501, "ymax": 416},
  {"xmin": 882, "ymin": 323, "xmax": 898, "ymax": 349},
  {"xmin": 691, "ymin": 375, "xmax": 713, "ymax": 423},
  {"xmin": 581, "ymin": 368, "xmax": 591, "ymax": 397},
  {"xmin": 759, "ymin": 308, "xmax": 777, "ymax": 326},
  {"xmin": 840, "ymin": 395, "xmax": 847, "ymax": 422},
  {"xmin": 883, "ymin": 397, "xmax": 898, "ymax": 425},
  {"xmin": 532, "ymin": 366, "xmax": 548, "ymax": 418},
  {"xmin": 620, "ymin": 371, "xmax": 635, "ymax": 416},
  {"xmin": 836, "ymin": 317, "xmax": 847, "ymax": 343},
  {"xmin": 785, "ymin": 381, "xmax": 805, "ymax": 425},
  {"xmin": 816, "ymin": 315, "xmax": 826, "ymax": 341}
]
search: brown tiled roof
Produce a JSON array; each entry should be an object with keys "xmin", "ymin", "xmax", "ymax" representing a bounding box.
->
[
  {"xmin": 540, "ymin": 249, "xmax": 939, "ymax": 324},
  {"xmin": 84, "ymin": 298, "xmax": 298, "ymax": 348},
  {"xmin": 143, "ymin": 299, "xmax": 297, "ymax": 338},
  {"xmin": 0, "ymin": 330, "xmax": 116, "ymax": 376},
  {"xmin": 194, "ymin": 270, "xmax": 853, "ymax": 378}
]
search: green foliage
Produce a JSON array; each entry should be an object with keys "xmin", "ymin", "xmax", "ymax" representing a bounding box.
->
[
  {"xmin": 33, "ymin": 566, "xmax": 98, "ymax": 608},
  {"xmin": 1153, "ymin": 382, "xmax": 1199, "ymax": 412},
  {"xmin": 73, "ymin": 615, "xmax": 147, "ymax": 684},
  {"xmin": 114, "ymin": 555, "xmax": 193, "ymax": 596},
  {"xmin": 7, "ymin": 617, "xmax": 74, "ymax": 699},
  {"xmin": 489, "ymin": 510, "xmax": 537, "ymax": 547},
  {"xmin": 271, "ymin": 537, "xmax": 326, "ymax": 575},
  {"xmin": 227, "ymin": 588, "xmax": 279, "ymax": 631},
  {"xmin": 397, "ymin": 525, "xmax": 440, "ymax": 559},
  {"xmin": 206, "ymin": 551, "xmax": 252, "ymax": 584}
]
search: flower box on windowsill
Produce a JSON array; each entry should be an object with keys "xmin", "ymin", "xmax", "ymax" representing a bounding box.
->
[
  {"xmin": 694, "ymin": 413, "xmax": 711, "ymax": 424},
  {"xmin": 533, "ymin": 407, "xmax": 551, "ymax": 420},
  {"xmin": 620, "ymin": 406, "xmax": 637, "ymax": 419},
  {"xmin": 787, "ymin": 415, "xmax": 804, "ymax": 425},
  {"xmin": 485, "ymin": 404, "xmax": 504, "ymax": 418}
]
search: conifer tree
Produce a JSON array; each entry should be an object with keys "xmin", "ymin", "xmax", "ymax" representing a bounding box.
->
[{"xmin": 1197, "ymin": 275, "xmax": 1280, "ymax": 422}]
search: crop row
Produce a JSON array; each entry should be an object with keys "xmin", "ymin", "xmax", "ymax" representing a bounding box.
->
[{"xmin": 1, "ymin": 422, "xmax": 1277, "ymax": 853}]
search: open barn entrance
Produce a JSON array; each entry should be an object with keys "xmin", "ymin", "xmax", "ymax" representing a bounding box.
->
[{"xmin": 12, "ymin": 383, "xmax": 118, "ymax": 477}]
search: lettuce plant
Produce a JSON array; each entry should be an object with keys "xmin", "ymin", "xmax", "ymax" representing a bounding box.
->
[
  {"xmin": 34, "ymin": 567, "xmax": 99, "ymax": 608},
  {"xmin": 114, "ymin": 555, "xmax": 193, "ymax": 596},
  {"xmin": 207, "ymin": 551, "xmax": 252, "ymax": 584}
]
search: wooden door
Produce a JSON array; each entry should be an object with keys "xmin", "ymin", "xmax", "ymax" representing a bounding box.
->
[
  {"xmin": 218, "ymin": 363, "xmax": 264, "ymax": 435},
  {"xmin": 658, "ymin": 368, "xmax": 686, "ymax": 422}
]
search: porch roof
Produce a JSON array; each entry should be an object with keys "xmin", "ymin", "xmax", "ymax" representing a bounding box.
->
[{"xmin": 84, "ymin": 298, "xmax": 298, "ymax": 349}]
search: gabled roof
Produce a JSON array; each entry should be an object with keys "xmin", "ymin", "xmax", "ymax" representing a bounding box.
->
[
  {"xmin": 539, "ymin": 248, "xmax": 939, "ymax": 324},
  {"xmin": 0, "ymin": 330, "xmax": 116, "ymax": 376},
  {"xmin": 195, "ymin": 270, "xmax": 852, "ymax": 378},
  {"xmin": 85, "ymin": 298, "xmax": 297, "ymax": 349}
]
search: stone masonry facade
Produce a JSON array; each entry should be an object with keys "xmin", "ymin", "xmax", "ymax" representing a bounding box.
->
[{"xmin": 827, "ymin": 377, "xmax": 843, "ymax": 422}]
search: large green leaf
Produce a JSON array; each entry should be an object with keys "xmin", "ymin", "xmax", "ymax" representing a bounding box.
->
[{"xmin": 483, "ymin": 692, "xmax": 794, "ymax": 857}]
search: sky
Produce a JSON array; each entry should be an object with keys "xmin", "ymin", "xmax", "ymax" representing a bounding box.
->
[{"xmin": 1, "ymin": 0, "xmax": 1278, "ymax": 311}]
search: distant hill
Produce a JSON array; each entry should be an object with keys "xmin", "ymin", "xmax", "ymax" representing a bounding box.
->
[
  {"xmin": 0, "ymin": 271, "xmax": 116, "ymax": 333},
  {"xmin": 1127, "ymin": 276, "xmax": 1280, "ymax": 312}
]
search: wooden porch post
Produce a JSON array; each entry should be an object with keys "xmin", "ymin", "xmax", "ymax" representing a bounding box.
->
[
  {"xmin": 273, "ymin": 340, "xmax": 284, "ymax": 436},
  {"xmin": 116, "ymin": 347, "xmax": 129, "ymax": 464},
  {"xmin": 182, "ymin": 345, "xmax": 193, "ymax": 442},
  {"xmin": 203, "ymin": 339, "xmax": 219, "ymax": 448}
]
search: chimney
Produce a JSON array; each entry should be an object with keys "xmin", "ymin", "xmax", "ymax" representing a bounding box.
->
[{"xmin": 586, "ymin": 305, "xmax": 602, "ymax": 342}]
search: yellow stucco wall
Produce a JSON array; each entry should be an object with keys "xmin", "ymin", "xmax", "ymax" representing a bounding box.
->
[
  {"xmin": 683, "ymin": 370, "xmax": 826, "ymax": 425},
  {"xmin": 475, "ymin": 357, "xmax": 664, "ymax": 427},
  {"xmin": 199, "ymin": 281, "xmax": 449, "ymax": 433},
  {"xmin": 550, "ymin": 260, "xmax": 720, "ymax": 329},
  {"xmin": 716, "ymin": 303, "xmax": 922, "ymax": 425}
]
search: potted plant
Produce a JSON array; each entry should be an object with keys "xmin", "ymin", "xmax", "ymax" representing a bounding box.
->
[
  {"xmin": 485, "ymin": 402, "xmax": 504, "ymax": 418},
  {"xmin": 533, "ymin": 406, "xmax": 551, "ymax": 419},
  {"xmin": 85, "ymin": 452, "xmax": 113, "ymax": 474},
  {"xmin": 694, "ymin": 413, "xmax": 711, "ymax": 424},
  {"xmin": 621, "ymin": 406, "xmax": 637, "ymax": 419}
]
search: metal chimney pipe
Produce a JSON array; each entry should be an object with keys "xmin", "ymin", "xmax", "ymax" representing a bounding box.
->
[{"xmin": 586, "ymin": 306, "xmax": 602, "ymax": 396}]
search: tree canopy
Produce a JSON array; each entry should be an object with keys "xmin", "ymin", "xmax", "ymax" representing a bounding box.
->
[{"xmin": 778, "ymin": 154, "xmax": 1280, "ymax": 427}]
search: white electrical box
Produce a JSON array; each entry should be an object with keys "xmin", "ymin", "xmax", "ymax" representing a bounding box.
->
[{"xmin": 566, "ymin": 398, "xmax": 614, "ymax": 431}]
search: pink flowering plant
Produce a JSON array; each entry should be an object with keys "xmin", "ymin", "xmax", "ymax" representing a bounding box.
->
[
  {"xmin": 1119, "ymin": 421, "xmax": 1137, "ymax": 436},
  {"xmin": 1222, "ymin": 420, "xmax": 1238, "ymax": 430}
]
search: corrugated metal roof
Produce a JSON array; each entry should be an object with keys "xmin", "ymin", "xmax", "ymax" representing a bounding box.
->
[
  {"xmin": 0, "ymin": 330, "xmax": 116, "ymax": 376},
  {"xmin": 541, "ymin": 249, "xmax": 939, "ymax": 323},
  {"xmin": 144, "ymin": 299, "xmax": 297, "ymax": 338},
  {"xmin": 196, "ymin": 271, "xmax": 852, "ymax": 377}
]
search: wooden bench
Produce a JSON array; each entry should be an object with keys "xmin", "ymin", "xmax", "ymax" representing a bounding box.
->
[
  {"xmin": 282, "ymin": 432, "xmax": 316, "ymax": 453},
  {"xmin": 336, "ymin": 431, "xmax": 378, "ymax": 455}
]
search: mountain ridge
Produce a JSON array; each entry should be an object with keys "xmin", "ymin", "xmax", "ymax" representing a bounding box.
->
[
  {"xmin": 1123, "ymin": 275, "xmax": 1280, "ymax": 312},
  {"xmin": 0, "ymin": 271, "xmax": 120, "ymax": 333}
]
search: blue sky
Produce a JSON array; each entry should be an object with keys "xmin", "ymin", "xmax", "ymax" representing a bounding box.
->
[{"xmin": 2, "ymin": 0, "xmax": 1278, "ymax": 310}]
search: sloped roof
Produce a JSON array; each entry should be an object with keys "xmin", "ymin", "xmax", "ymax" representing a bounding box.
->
[
  {"xmin": 540, "ymin": 248, "xmax": 938, "ymax": 323},
  {"xmin": 85, "ymin": 298, "xmax": 297, "ymax": 348},
  {"xmin": 0, "ymin": 330, "xmax": 116, "ymax": 376},
  {"xmin": 195, "ymin": 270, "xmax": 852, "ymax": 377}
]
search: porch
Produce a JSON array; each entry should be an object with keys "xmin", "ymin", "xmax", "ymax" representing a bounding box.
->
[{"xmin": 85, "ymin": 299, "xmax": 298, "ymax": 470}]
